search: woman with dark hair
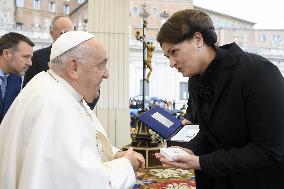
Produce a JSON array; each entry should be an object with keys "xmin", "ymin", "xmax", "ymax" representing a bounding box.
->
[{"xmin": 156, "ymin": 9, "xmax": 284, "ymax": 189}]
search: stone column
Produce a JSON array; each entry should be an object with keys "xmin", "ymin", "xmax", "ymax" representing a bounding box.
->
[{"xmin": 88, "ymin": 0, "xmax": 130, "ymax": 148}]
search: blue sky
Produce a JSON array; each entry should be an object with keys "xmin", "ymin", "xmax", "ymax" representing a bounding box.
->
[{"xmin": 194, "ymin": 0, "xmax": 284, "ymax": 29}]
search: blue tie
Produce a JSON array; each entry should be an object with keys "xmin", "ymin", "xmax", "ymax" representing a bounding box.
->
[
  {"xmin": 0, "ymin": 77, "xmax": 4, "ymax": 117},
  {"xmin": 0, "ymin": 76, "xmax": 4, "ymax": 100}
]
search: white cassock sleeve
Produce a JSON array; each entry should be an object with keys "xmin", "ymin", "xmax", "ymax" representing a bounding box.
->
[
  {"xmin": 0, "ymin": 93, "xmax": 135, "ymax": 189},
  {"xmin": 91, "ymin": 115, "xmax": 122, "ymax": 156}
]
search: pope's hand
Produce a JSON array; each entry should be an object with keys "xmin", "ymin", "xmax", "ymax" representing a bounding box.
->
[
  {"xmin": 123, "ymin": 147, "xmax": 145, "ymax": 171},
  {"xmin": 114, "ymin": 151, "xmax": 126, "ymax": 159}
]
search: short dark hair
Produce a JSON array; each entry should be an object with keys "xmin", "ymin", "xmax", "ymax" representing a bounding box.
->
[
  {"xmin": 157, "ymin": 9, "xmax": 217, "ymax": 47},
  {"xmin": 0, "ymin": 32, "xmax": 34, "ymax": 56}
]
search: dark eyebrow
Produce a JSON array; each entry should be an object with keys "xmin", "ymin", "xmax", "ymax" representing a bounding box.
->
[
  {"xmin": 167, "ymin": 46, "xmax": 174, "ymax": 54},
  {"xmin": 163, "ymin": 46, "xmax": 174, "ymax": 57}
]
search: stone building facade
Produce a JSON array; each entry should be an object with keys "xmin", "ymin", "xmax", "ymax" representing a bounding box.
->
[{"xmin": 1, "ymin": 0, "xmax": 284, "ymax": 108}]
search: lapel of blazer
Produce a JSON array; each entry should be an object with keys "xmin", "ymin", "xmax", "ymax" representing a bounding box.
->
[
  {"xmin": 207, "ymin": 65, "xmax": 229, "ymax": 122},
  {"xmin": 3, "ymin": 74, "xmax": 21, "ymax": 113},
  {"xmin": 191, "ymin": 76, "xmax": 225, "ymax": 148},
  {"xmin": 207, "ymin": 43, "xmax": 243, "ymax": 122},
  {"xmin": 190, "ymin": 77, "xmax": 201, "ymax": 118}
]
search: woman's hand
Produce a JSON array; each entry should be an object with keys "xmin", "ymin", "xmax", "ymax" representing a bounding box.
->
[
  {"xmin": 169, "ymin": 146, "xmax": 194, "ymax": 155},
  {"xmin": 155, "ymin": 147, "xmax": 200, "ymax": 170}
]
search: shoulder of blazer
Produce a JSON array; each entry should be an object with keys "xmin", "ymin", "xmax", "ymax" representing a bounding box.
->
[
  {"xmin": 31, "ymin": 45, "xmax": 52, "ymax": 67},
  {"xmin": 227, "ymin": 44, "xmax": 276, "ymax": 72},
  {"xmin": 32, "ymin": 45, "xmax": 52, "ymax": 59},
  {"xmin": 221, "ymin": 42, "xmax": 245, "ymax": 68}
]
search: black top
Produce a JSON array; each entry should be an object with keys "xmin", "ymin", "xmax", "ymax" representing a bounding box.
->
[
  {"xmin": 185, "ymin": 43, "xmax": 284, "ymax": 189},
  {"xmin": 193, "ymin": 47, "xmax": 227, "ymax": 123}
]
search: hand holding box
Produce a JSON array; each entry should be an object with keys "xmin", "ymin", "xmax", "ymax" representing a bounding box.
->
[{"xmin": 160, "ymin": 147, "xmax": 189, "ymax": 161}]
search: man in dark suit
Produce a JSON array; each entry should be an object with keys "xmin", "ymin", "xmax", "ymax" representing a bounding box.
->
[{"xmin": 0, "ymin": 32, "xmax": 34, "ymax": 123}]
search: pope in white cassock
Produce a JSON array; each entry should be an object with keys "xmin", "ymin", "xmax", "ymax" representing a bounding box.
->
[{"xmin": 0, "ymin": 31, "xmax": 145, "ymax": 189}]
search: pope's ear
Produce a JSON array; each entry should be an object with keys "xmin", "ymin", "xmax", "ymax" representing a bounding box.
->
[{"xmin": 66, "ymin": 58, "xmax": 79, "ymax": 79}]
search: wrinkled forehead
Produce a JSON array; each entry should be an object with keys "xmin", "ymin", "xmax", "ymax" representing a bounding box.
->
[
  {"xmin": 98, "ymin": 46, "xmax": 107, "ymax": 60},
  {"xmin": 91, "ymin": 39, "xmax": 107, "ymax": 60}
]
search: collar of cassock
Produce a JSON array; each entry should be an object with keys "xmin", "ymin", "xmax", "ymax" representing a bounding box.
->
[
  {"xmin": 47, "ymin": 69, "xmax": 114, "ymax": 161},
  {"xmin": 47, "ymin": 69, "xmax": 83, "ymax": 103}
]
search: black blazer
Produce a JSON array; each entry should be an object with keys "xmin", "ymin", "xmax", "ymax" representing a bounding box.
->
[
  {"xmin": 184, "ymin": 78, "xmax": 198, "ymax": 123},
  {"xmin": 187, "ymin": 43, "xmax": 284, "ymax": 189},
  {"xmin": 23, "ymin": 45, "xmax": 51, "ymax": 87}
]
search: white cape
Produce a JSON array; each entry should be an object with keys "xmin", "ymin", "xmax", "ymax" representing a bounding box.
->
[{"xmin": 0, "ymin": 71, "xmax": 135, "ymax": 189}]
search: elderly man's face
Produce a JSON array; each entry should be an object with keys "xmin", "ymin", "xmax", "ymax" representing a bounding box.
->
[{"xmin": 78, "ymin": 39, "xmax": 109, "ymax": 103}]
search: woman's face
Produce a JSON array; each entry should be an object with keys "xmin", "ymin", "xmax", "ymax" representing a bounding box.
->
[{"xmin": 161, "ymin": 37, "xmax": 207, "ymax": 77}]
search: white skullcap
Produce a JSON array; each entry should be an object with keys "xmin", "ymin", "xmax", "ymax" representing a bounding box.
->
[{"xmin": 50, "ymin": 31, "xmax": 94, "ymax": 61}]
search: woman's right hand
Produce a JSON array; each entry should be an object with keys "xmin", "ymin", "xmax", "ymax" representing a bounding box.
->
[
  {"xmin": 168, "ymin": 146, "xmax": 194, "ymax": 155},
  {"xmin": 155, "ymin": 151, "xmax": 200, "ymax": 170}
]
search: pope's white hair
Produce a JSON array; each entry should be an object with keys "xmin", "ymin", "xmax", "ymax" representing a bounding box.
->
[{"xmin": 48, "ymin": 39, "xmax": 97, "ymax": 72}]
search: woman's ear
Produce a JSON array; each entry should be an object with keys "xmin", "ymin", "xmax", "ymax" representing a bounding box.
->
[{"xmin": 193, "ymin": 32, "xmax": 204, "ymax": 48}]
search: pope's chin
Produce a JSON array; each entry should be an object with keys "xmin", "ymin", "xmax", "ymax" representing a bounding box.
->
[
  {"xmin": 85, "ymin": 96, "xmax": 96, "ymax": 103},
  {"xmin": 177, "ymin": 68, "xmax": 187, "ymax": 77},
  {"xmin": 181, "ymin": 71, "xmax": 190, "ymax": 77},
  {"xmin": 94, "ymin": 90, "xmax": 100, "ymax": 99},
  {"xmin": 85, "ymin": 91, "xmax": 99, "ymax": 103}
]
